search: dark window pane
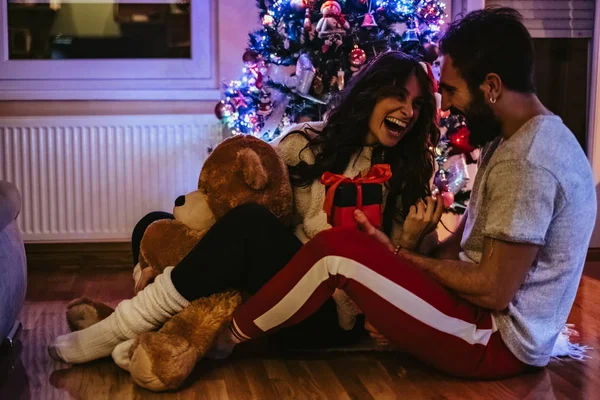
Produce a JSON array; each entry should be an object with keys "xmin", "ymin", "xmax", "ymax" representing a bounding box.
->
[{"xmin": 7, "ymin": 0, "xmax": 191, "ymax": 59}]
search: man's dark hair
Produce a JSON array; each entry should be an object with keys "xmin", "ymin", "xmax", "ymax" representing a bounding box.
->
[{"xmin": 439, "ymin": 7, "xmax": 536, "ymax": 93}]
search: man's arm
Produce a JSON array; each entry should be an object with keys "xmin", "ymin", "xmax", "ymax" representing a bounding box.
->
[
  {"xmin": 399, "ymin": 237, "xmax": 539, "ymax": 311},
  {"xmin": 428, "ymin": 211, "xmax": 468, "ymax": 260}
]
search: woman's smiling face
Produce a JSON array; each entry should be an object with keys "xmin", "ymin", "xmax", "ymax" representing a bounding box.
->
[{"xmin": 366, "ymin": 72, "xmax": 423, "ymax": 147}]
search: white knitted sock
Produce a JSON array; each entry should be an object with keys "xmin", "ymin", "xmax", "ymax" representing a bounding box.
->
[
  {"xmin": 332, "ymin": 289, "xmax": 362, "ymax": 331},
  {"xmin": 48, "ymin": 267, "xmax": 189, "ymax": 364}
]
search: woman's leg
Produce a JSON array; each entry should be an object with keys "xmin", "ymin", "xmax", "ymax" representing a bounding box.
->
[
  {"xmin": 169, "ymin": 203, "xmax": 349, "ymax": 348},
  {"xmin": 170, "ymin": 203, "xmax": 302, "ymax": 299},
  {"xmin": 227, "ymin": 228, "xmax": 527, "ymax": 380},
  {"xmin": 131, "ymin": 211, "xmax": 174, "ymax": 265}
]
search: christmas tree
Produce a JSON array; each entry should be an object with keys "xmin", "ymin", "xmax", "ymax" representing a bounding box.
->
[
  {"xmin": 214, "ymin": 0, "xmax": 446, "ymax": 140},
  {"xmin": 214, "ymin": 0, "xmax": 474, "ymax": 214}
]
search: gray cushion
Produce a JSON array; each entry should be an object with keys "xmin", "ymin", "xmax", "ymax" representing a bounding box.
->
[{"xmin": 0, "ymin": 181, "xmax": 27, "ymax": 341}]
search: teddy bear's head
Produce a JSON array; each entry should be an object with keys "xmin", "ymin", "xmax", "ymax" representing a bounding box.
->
[{"xmin": 173, "ymin": 135, "xmax": 293, "ymax": 230}]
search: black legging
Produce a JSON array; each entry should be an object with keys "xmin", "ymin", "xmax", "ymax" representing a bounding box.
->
[{"xmin": 131, "ymin": 203, "xmax": 365, "ymax": 348}]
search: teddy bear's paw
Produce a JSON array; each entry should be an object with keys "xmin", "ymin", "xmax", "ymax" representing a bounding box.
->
[
  {"xmin": 129, "ymin": 332, "xmax": 199, "ymax": 392},
  {"xmin": 65, "ymin": 298, "xmax": 114, "ymax": 331}
]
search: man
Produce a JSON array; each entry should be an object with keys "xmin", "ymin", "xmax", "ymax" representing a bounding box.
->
[{"xmin": 211, "ymin": 7, "xmax": 596, "ymax": 378}]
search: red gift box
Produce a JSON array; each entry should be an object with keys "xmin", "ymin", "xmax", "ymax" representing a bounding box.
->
[{"xmin": 321, "ymin": 164, "xmax": 392, "ymax": 229}]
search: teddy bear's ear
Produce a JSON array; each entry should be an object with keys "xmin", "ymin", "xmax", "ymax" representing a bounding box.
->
[{"xmin": 237, "ymin": 148, "xmax": 269, "ymax": 190}]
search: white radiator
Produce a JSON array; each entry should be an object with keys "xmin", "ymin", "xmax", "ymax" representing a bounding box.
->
[{"xmin": 0, "ymin": 115, "xmax": 224, "ymax": 243}]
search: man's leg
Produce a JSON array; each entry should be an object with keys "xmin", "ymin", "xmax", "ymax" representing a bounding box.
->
[{"xmin": 230, "ymin": 228, "xmax": 526, "ymax": 379}]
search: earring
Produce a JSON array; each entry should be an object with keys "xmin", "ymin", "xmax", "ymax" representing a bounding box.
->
[{"xmin": 490, "ymin": 97, "xmax": 497, "ymax": 104}]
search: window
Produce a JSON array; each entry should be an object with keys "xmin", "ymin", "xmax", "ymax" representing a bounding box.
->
[
  {"xmin": 485, "ymin": 0, "xmax": 595, "ymax": 38},
  {"xmin": 0, "ymin": 0, "xmax": 219, "ymax": 100}
]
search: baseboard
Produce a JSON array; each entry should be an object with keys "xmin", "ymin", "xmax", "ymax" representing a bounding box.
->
[
  {"xmin": 25, "ymin": 242, "xmax": 132, "ymax": 270},
  {"xmin": 23, "ymin": 243, "xmax": 600, "ymax": 272},
  {"xmin": 586, "ymin": 248, "xmax": 600, "ymax": 262}
]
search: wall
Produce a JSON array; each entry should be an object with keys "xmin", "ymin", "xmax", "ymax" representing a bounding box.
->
[
  {"xmin": 587, "ymin": 0, "xmax": 600, "ymax": 247},
  {"xmin": 0, "ymin": 0, "xmax": 260, "ymax": 116}
]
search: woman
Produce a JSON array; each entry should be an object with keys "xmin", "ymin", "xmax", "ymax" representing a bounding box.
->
[{"xmin": 49, "ymin": 51, "xmax": 444, "ymax": 364}]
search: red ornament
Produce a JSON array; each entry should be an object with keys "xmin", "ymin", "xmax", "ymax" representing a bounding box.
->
[
  {"xmin": 214, "ymin": 101, "xmax": 234, "ymax": 120},
  {"xmin": 423, "ymin": 42, "xmax": 440, "ymax": 64},
  {"xmin": 254, "ymin": 70, "xmax": 264, "ymax": 89},
  {"xmin": 290, "ymin": 0, "xmax": 307, "ymax": 12},
  {"xmin": 448, "ymin": 126, "xmax": 476, "ymax": 154},
  {"xmin": 361, "ymin": 12, "xmax": 377, "ymax": 28},
  {"xmin": 349, "ymin": 45, "xmax": 367, "ymax": 67},
  {"xmin": 242, "ymin": 50, "xmax": 260, "ymax": 67},
  {"xmin": 441, "ymin": 191, "xmax": 455, "ymax": 208}
]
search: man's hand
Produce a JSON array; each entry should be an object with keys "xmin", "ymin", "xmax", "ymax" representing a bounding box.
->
[
  {"xmin": 365, "ymin": 319, "xmax": 389, "ymax": 347},
  {"xmin": 353, "ymin": 209, "xmax": 395, "ymax": 252},
  {"xmin": 401, "ymin": 196, "xmax": 445, "ymax": 250},
  {"xmin": 399, "ymin": 237, "xmax": 540, "ymax": 311},
  {"xmin": 135, "ymin": 267, "xmax": 160, "ymax": 294}
]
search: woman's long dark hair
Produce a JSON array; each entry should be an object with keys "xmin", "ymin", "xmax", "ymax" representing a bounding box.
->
[{"xmin": 284, "ymin": 51, "xmax": 440, "ymax": 235}]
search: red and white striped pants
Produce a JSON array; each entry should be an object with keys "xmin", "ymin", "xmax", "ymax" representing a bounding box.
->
[{"xmin": 232, "ymin": 228, "xmax": 526, "ymax": 379}]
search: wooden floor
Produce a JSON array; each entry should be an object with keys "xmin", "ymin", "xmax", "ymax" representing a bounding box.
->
[{"xmin": 1, "ymin": 265, "xmax": 600, "ymax": 400}]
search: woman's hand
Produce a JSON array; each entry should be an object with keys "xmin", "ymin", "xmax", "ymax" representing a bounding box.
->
[
  {"xmin": 135, "ymin": 267, "xmax": 160, "ymax": 294},
  {"xmin": 400, "ymin": 196, "xmax": 445, "ymax": 251},
  {"xmin": 353, "ymin": 210, "xmax": 395, "ymax": 253},
  {"xmin": 365, "ymin": 319, "xmax": 389, "ymax": 347}
]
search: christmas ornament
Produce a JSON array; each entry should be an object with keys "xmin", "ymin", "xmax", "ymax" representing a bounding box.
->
[
  {"xmin": 258, "ymin": 90, "xmax": 291, "ymax": 139},
  {"xmin": 295, "ymin": 53, "xmax": 316, "ymax": 94},
  {"xmin": 349, "ymin": 45, "xmax": 367, "ymax": 67},
  {"xmin": 316, "ymin": 1, "xmax": 350, "ymax": 39},
  {"xmin": 361, "ymin": 12, "xmax": 377, "ymax": 28},
  {"xmin": 242, "ymin": 50, "xmax": 260, "ymax": 67},
  {"xmin": 311, "ymin": 74, "xmax": 324, "ymax": 95},
  {"xmin": 230, "ymin": 92, "xmax": 248, "ymax": 111},
  {"xmin": 290, "ymin": 0, "xmax": 307, "ymax": 12},
  {"xmin": 214, "ymin": 101, "xmax": 234, "ymax": 120},
  {"xmin": 248, "ymin": 114, "xmax": 259, "ymax": 126},
  {"xmin": 441, "ymin": 191, "xmax": 455, "ymax": 209},
  {"xmin": 337, "ymin": 69, "xmax": 345, "ymax": 90},
  {"xmin": 361, "ymin": 0, "xmax": 377, "ymax": 28},
  {"xmin": 246, "ymin": 64, "xmax": 264, "ymax": 90},
  {"xmin": 448, "ymin": 126, "xmax": 476, "ymax": 154},
  {"xmin": 433, "ymin": 169, "xmax": 449, "ymax": 192},
  {"xmin": 446, "ymin": 155, "xmax": 469, "ymax": 194},
  {"xmin": 402, "ymin": 27, "xmax": 420, "ymax": 43},
  {"xmin": 262, "ymin": 14, "xmax": 274, "ymax": 27},
  {"xmin": 423, "ymin": 42, "xmax": 440, "ymax": 64},
  {"xmin": 303, "ymin": 9, "xmax": 312, "ymax": 31},
  {"xmin": 321, "ymin": 33, "xmax": 344, "ymax": 53},
  {"xmin": 257, "ymin": 90, "xmax": 273, "ymax": 116}
]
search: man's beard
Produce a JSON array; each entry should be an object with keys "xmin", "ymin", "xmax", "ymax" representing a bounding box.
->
[{"xmin": 454, "ymin": 89, "xmax": 502, "ymax": 147}]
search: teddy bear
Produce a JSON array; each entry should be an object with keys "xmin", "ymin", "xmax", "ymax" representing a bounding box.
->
[{"xmin": 64, "ymin": 134, "xmax": 293, "ymax": 391}]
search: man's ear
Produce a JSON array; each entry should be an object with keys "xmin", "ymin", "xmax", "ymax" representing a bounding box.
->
[{"xmin": 480, "ymin": 73, "xmax": 502, "ymax": 104}]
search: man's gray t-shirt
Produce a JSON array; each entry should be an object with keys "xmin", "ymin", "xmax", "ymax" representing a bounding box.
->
[{"xmin": 460, "ymin": 115, "xmax": 596, "ymax": 366}]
